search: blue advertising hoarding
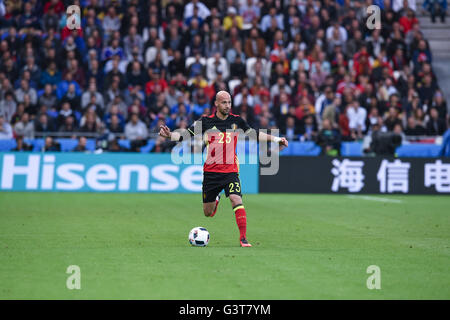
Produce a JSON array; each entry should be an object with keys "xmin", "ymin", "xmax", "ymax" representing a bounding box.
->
[{"xmin": 0, "ymin": 152, "xmax": 259, "ymax": 193}]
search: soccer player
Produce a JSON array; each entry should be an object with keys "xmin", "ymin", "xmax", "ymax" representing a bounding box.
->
[{"xmin": 159, "ymin": 91, "xmax": 288, "ymax": 247}]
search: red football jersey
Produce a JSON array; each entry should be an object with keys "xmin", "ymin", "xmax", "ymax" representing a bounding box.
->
[{"xmin": 187, "ymin": 113, "xmax": 253, "ymax": 173}]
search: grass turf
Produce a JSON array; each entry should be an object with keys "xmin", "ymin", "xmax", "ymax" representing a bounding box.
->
[{"xmin": 0, "ymin": 192, "xmax": 449, "ymax": 299}]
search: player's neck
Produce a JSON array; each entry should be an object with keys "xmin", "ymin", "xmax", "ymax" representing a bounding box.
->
[{"xmin": 215, "ymin": 111, "xmax": 229, "ymax": 120}]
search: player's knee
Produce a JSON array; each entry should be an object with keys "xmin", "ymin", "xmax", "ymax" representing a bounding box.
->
[
  {"xmin": 229, "ymin": 195, "xmax": 242, "ymax": 208},
  {"xmin": 203, "ymin": 208, "xmax": 213, "ymax": 217}
]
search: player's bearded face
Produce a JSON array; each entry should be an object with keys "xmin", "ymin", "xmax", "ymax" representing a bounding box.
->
[{"xmin": 217, "ymin": 98, "xmax": 231, "ymax": 115}]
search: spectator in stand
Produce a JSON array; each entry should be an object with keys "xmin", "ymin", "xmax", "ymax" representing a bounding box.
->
[
  {"xmin": 399, "ymin": 8, "xmax": 419, "ymax": 34},
  {"xmin": 187, "ymin": 53, "xmax": 206, "ymax": 79},
  {"xmin": 347, "ymin": 101, "xmax": 367, "ymax": 140},
  {"xmin": 64, "ymin": 59, "xmax": 86, "ymax": 89},
  {"xmin": 282, "ymin": 116, "xmax": 300, "ymax": 141},
  {"xmin": 184, "ymin": 0, "xmax": 211, "ymax": 21},
  {"xmin": 15, "ymin": 79, "xmax": 37, "ymax": 106},
  {"xmin": 423, "ymin": 0, "xmax": 447, "ymax": 23},
  {"xmin": 384, "ymin": 107, "xmax": 403, "ymax": 132},
  {"xmin": 316, "ymin": 118, "xmax": 341, "ymax": 156},
  {"xmin": 125, "ymin": 112, "xmax": 148, "ymax": 152},
  {"xmin": 74, "ymin": 136, "xmax": 88, "ymax": 152},
  {"xmin": 105, "ymin": 79, "xmax": 124, "ymax": 109},
  {"xmin": 59, "ymin": 115, "xmax": 77, "ymax": 134},
  {"xmin": 414, "ymin": 108, "xmax": 428, "ymax": 132},
  {"xmin": 10, "ymin": 103, "xmax": 25, "ymax": 127},
  {"xmin": 123, "ymin": 26, "xmax": 144, "ymax": 62},
  {"xmin": 185, "ymin": 5, "xmax": 205, "ymax": 29},
  {"xmin": 12, "ymin": 135, "xmax": 32, "ymax": 151},
  {"xmin": 0, "ymin": 0, "xmax": 445, "ymax": 155},
  {"xmin": 145, "ymin": 39, "xmax": 169, "ymax": 69},
  {"xmin": 0, "ymin": 90, "xmax": 16, "ymax": 122},
  {"xmin": 339, "ymin": 105, "xmax": 352, "ymax": 141},
  {"xmin": 104, "ymin": 55, "xmax": 127, "ymax": 89},
  {"xmin": 205, "ymin": 32, "xmax": 224, "ymax": 58},
  {"xmin": 14, "ymin": 112, "xmax": 34, "ymax": 139},
  {"xmin": 86, "ymin": 59, "xmax": 103, "ymax": 91},
  {"xmin": 240, "ymin": 0, "xmax": 260, "ymax": 25},
  {"xmin": 393, "ymin": 122, "xmax": 406, "ymax": 144},
  {"xmin": 234, "ymin": 87, "xmax": 254, "ymax": 109},
  {"xmin": 405, "ymin": 116, "xmax": 427, "ymax": 136},
  {"xmin": 80, "ymin": 108, "xmax": 102, "ymax": 134},
  {"xmin": 22, "ymin": 57, "xmax": 41, "ymax": 87},
  {"xmin": 39, "ymin": 84, "xmax": 58, "ymax": 110},
  {"xmin": 35, "ymin": 113, "xmax": 55, "ymax": 134},
  {"xmin": 418, "ymin": 74, "xmax": 437, "ymax": 108},
  {"xmin": 56, "ymin": 72, "xmax": 82, "ymax": 101},
  {"xmin": 295, "ymin": 96, "xmax": 314, "ymax": 122},
  {"xmin": 81, "ymin": 82, "xmax": 104, "ymax": 111},
  {"xmin": 260, "ymin": 6, "xmax": 283, "ymax": 33},
  {"xmin": 412, "ymin": 40, "xmax": 432, "ymax": 71},
  {"xmin": 431, "ymin": 91, "xmax": 447, "ymax": 121},
  {"xmin": 426, "ymin": 108, "xmax": 447, "ymax": 135},
  {"xmin": 18, "ymin": 1, "xmax": 40, "ymax": 30},
  {"xmin": 126, "ymin": 60, "xmax": 146, "ymax": 88},
  {"xmin": 104, "ymin": 104, "xmax": 126, "ymax": 129},
  {"xmin": 223, "ymin": 7, "xmax": 243, "ymax": 31},
  {"xmin": 192, "ymin": 88, "xmax": 210, "ymax": 118},
  {"xmin": 145, "ymin": 71, "xmax": 168, "ymax": 97},
  {"xmin": 168, "ymin": 50, "xmax": 186, "ymax": 77},
  {"xmin": 299, "ymin": 115, "xmax": 318, "ymax": 142},
  {"xmin": 206, "ymin": 53, "xmax": 228, "ymax": 82},
  {"xmin": 61, "ymin": 83, "xmax": 82, "ymax": 112},
  {"xmin": 321, "ymin": 96, "xmax": 340, "ymax": 130},
  {"xmin": 43, "ymin": 0, "xmax": 65, "ymax": 16},
  {"xmin": 83, "ymin": 92, "xmax": 103, "ymax": 120},
  {"xmin": 56, "ymin": 102, "xmax": 75, "ymax": 129},
  {"xmin": 43, "ymin": 136, "xmax": 61, "ymax": 152},
  {"xmin": 107, "ymin": 114, "xmax": 125, "ymax": 137},
  {"xmin": 245, "ymin": 28, "xmax": 266, "ymax": 58},
  {"xmin": 102, "ymin": 5, "xmax": 121, "ymax": 42},
  {"xmin": 0, "ymin": 115, "xmax": 13, "ymax": 139}
]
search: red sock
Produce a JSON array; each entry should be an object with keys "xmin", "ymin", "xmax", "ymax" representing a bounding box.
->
[
  {"xmin": 233, "ymin": 205, "xmax": 247, "ymax": 240},
  {"xmin": 210, "ymin": 197, "xmax": 219, "ymax": 217}
]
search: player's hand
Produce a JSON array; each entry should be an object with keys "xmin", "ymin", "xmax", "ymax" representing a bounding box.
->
[
  {"xmin": 159, "ymin": 125, "xmax": 171, "ymax": 139},
  {"xmin": 279, "ymin": 137, "xmax": 288, "ymax": 148}
]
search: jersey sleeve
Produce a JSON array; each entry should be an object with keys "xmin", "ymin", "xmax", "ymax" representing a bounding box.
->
[
  {"xmin": 178, "ymin": 120, "xmax": 200, "ymax": 142},
  {"xmin": 237, "ymin": 116, "xmax": 259, "ymax": 142},
  {"xmin": 237, "ymin": 116, "xmax": 251, "ymax": 133},
  {"xmin": 185, "ymin": 118, "xmax": 205, "ymax": 137}
]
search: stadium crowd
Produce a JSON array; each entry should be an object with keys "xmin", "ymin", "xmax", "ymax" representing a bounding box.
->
[{"xmin": 0, "ymin": 0, "xmax": 448, "ymax": 154}]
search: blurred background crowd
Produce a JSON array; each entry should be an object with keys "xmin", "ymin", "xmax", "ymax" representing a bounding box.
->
[{"xmin": 0, "ymin": 0, "xmax": 448, "ymax": 154}]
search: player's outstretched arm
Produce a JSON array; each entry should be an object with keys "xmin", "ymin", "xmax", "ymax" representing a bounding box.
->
[
  {"xmin": 159, "ymin": 125, "xmax": 181, "ymax": 141},
  {"xmin": 258, "ymin": 131, "xmax": 289, "ymax": 148}
]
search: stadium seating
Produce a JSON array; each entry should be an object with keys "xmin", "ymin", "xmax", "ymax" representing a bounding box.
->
[
  {"xmin": 0, "ymin": 139, "xmax": 97, "ymax": 152},
  {"xmin": 341, "ymin": 142, "xmax": 363, "ymax": 157},
  {"xmin": 58, "ymin": 139, "xmax": 79, "ymax": 152},
  {"xmin": 395, "ymin": 144, "xmax": 442, "ymax": 157},
  {"xmin": 30, "ymin": 139, "xmax": 45, "ymax": 152},
  {"xmin": 0, "ymin": 138, "xmax": 445, "ymax": 157},
  {"xmin": 140, "ymin": 140, "xmax": 156, "ymax": 153},
  {"xmin": 118, "ymin": 140, "xmax": 131, "ymax": 150},
  {"xmin": 280, "ymin": 142, "xmax": 322, "ymax": 156},
  {"xmin": 0, "ymin": 139, "xmax": 17, "ymax": 151}
]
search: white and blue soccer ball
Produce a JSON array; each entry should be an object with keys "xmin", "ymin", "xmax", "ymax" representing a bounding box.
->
[{"xmin": 189, "ymin": 227, "xmax": 210, "ymax": 247}]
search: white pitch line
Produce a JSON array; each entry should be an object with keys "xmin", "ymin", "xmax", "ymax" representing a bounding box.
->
[{"xmin": 346, "ymin": 195, "xmax": 403, "ymax": 204}]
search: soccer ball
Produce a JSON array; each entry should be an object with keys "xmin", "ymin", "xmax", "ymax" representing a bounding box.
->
[{"xmin": 189, "ymin": 227, "xmax": 210, "ymax": 247}]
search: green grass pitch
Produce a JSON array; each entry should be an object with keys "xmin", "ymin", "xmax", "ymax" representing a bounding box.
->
[{"xmin": 0, "ymin": 192, "xmax": 449, "ymax": 299}]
